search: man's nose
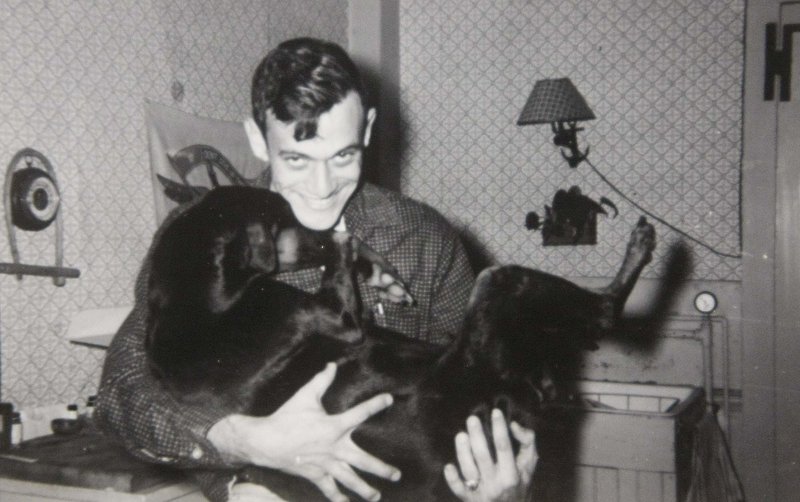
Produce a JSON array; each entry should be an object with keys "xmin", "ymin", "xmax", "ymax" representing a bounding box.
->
[{"xmin": 307, "ymin": 163, "xmax": 334, "ymax": 197}]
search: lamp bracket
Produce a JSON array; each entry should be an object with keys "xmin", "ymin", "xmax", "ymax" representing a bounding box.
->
[
  {"xmin": 550, "ymin": 121, "xmax": 589, "ymax": 168},
  {"xmin": 765, "ymin": 22, "xmax": 800, "ymax": 101}
]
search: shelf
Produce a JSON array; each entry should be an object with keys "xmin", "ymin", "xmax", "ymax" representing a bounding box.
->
[
  {"xmin": 0, "ymin": 262, "xmax": 80, "ymax": 280},
  {"xmin": 65, "ymin": 306, "xmax": 132, "ymax": 349}
]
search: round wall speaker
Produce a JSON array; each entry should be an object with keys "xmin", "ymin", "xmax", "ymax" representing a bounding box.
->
[{"xmin": 10, "ymin": 166, "xmax": 61, "ymax": 231}]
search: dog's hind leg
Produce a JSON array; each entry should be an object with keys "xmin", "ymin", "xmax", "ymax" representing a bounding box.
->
[{"xmin": 592, "ymin": 216, "xmax": 656, "ymax": 327}]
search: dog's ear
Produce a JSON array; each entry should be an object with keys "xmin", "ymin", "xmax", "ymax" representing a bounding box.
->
[
  {"xmin": 220, "ymin": 222, "xmax": 276, "ymax": 287},
  {"xmin": 209, "ymin": 222, "xmax": 277, "ymax": 312},
  {"xmin": 243, "ymin": 222, "xmax": 277, "ymax": 273}
]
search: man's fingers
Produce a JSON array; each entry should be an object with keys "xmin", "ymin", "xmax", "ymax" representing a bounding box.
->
[
  {"xmin": 454, "ymin": 431, "xmax": 479, "ymax": 482},
  {"xmin": 339, "ymin": 442, "xmax": 401, "ymax": 482},
  {"xmin": 312, "ymin": 473, "xmax": 348, "ymax": 502},
  {"xmin": 294, "ymin": 363, "xmax": 337, "ymax": 402},
  {"xmin": 510, "ymin": 421, "xmax": 536, "ymax": 449},
  {"xmin": 443, "ymin": 463, "xmax": 468, "ymax": 499},
  {"xmin": 490, "ymin": 409, "xmax": 517, "ymax": 479},
  {"xmin": 466, "ymin": 415, "xmax": 494, "ymax": 477},
  {"xmin": 510, "ymin": 421, "xmax": 538, "ymax": 482},
  {"xmin": 328, "ymin": 461, "xmax": 382, "ymax": 502},
  {"xmin": 337, "ymin": 393, "xmax": 393, "ymax": 428}
]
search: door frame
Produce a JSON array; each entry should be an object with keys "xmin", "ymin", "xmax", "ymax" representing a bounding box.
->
[{"xmin": 741, "ymin": 0, "xmax": 796, "ymax": 499}]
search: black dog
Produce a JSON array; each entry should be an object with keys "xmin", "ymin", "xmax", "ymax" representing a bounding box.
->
[{"xmin": 145, "ymin": 185, "xmax": 655, "ymax": 501}]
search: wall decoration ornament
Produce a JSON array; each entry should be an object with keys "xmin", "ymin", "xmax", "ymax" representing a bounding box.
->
[
  {"xmin": 145, "ymin": 101, "xmax": 267, "ymax": 224},
  {"xmin": 525, "ymin": 185, "xmax": 617, "ymax": 246},
  {"xmin": 156, "ymin": 144, "xmax": 252, "ymax": 205},
  {"xmin": 1, "ymin": 148, "xmax": 80, "ymax": 286}
]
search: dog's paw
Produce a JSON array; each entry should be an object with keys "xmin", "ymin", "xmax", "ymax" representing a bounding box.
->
[
  {"xmin": 628, "ymin": 216, "xmax": 656, "ymax": 265},
  {"xmin": 350, "ymin": 237, "xmax": 414, "ymax": 306},
  {"xmin": 365, "ymin": 263, "xmax": 414, "ymax": 306}
]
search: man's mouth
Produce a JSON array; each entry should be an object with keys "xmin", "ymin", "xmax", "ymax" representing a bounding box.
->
[{"xmin": 303, "ymin": 196, "xmax": 337, "ymax": 211}]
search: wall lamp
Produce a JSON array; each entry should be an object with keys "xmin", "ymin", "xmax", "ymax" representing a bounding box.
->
[
  {"xmin": 517, "ymin": 78, "xmax": 595, "ymax": 168},
  {"xmin": 516, "ymin": 77, "xmax": 743, "ymax": 259}
]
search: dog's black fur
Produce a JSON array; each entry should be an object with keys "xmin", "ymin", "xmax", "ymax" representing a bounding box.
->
[{"xmin": 145, "ymin": 185, "xmax": 655, "ymax": 501}]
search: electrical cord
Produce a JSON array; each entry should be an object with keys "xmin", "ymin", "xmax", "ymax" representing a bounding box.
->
[{"xmin": 584, "ymin": 157, "xmax": 743, "ymax": 259}]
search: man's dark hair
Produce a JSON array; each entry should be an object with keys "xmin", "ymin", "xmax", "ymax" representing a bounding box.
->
[{"xmin": 251, "ymin": 37, "xmax": 367, "ymax": 141}]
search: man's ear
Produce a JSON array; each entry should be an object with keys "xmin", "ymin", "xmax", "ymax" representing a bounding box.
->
[
  {"xmin": 244, "ymin": 117, "xmax": 269, "ymax": 162},
  {"xmin": 362, "ymin": 107, "xmax": 377, "ymax": 147}
]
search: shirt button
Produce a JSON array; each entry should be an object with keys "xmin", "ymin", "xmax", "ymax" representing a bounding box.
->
[{"xmin": 190, "ymin": 445, "xmax": 204, "ymax": 460}]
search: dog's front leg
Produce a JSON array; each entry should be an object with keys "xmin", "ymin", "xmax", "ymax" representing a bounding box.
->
[
  {"xmin": 351, "ymin": 237, "xmax": 414, "ymax": 305},
  {"xmin": 315, "ymin": 231, "xmax": 361, "ymax": 330}
]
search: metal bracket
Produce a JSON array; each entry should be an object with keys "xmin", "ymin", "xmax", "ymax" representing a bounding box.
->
[{"xmin": 765, "ymin": 23, "xmax": 800, "ymax": 101}]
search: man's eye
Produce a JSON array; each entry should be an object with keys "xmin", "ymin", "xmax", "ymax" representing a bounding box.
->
[
  {"xmin": 285, "ymin": 156, "xmax": 308, "ymax": 168},
  {"xmin": 332, "ymin": 151, "xmax": 356, "ymax": 166}
]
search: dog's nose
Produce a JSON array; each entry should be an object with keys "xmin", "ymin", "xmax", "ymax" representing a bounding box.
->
[{"xmin": 340, "ymin": 328, "xmax": 364, "ymax": 344}]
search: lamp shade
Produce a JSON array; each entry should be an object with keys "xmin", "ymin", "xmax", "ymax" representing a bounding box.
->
[{"xmin": 517, "ymin": 78, "xmax": 595, "ymax": 125}]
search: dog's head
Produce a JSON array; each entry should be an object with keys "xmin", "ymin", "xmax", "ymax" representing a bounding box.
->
[
  {"xmin": 145, "ymin": 187, "xmax": 359, "ymax": 393},
  {"xmin": 148, "ymin": 186, "xmax": 336, "ymax": 316}
]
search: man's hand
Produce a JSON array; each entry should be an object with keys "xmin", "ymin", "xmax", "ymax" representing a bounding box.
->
[
  {"xmin": 443, "ymin": 409, "xmax": 537, "ymax": 501},
  {"xmin": 208, "ymin": 363, "xmax": 401, "ymax": 502}
]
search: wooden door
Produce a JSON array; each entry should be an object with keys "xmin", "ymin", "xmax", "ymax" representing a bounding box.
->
[{"xmin": 775, "ymin": 3, "xmax": 800, "ymax": 499}]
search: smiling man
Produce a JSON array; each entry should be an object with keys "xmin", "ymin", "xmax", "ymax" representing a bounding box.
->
[
  {"xmin": 257, "ymin": 91, "xmax": 372, "ymax": 231},
  {"xmin": 97, "ymin": 38, "xmax": 535, "ymax": 502}
]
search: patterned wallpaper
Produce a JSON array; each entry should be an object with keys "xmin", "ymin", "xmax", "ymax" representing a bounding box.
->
[
  {"xmin": 399, "ymin": 0, "xmax": 744, "ymax": 280},
  {"xmin": 1, "ymin": 0, "xmax": 746, "ymax": 409},
  {"xmin": 0, "ymin": 0, "xmax": 347, "ymax": 408}
]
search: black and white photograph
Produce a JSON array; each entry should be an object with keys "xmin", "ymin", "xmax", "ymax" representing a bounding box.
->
[{"xmin": 0, "ymin": 1, "xmax": 793, "ymax": 501}]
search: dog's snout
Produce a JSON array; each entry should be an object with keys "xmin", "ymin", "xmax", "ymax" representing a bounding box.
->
[
  {"xmin": 340, "ymin": 327, "xmax": 364, "ymax": 344},
  {"xmin": 276, "ymin": 228, "xmax": 300, "ymax": 265}
]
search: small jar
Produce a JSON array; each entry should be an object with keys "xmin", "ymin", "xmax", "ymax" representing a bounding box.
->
[
  {"xmin": 85, "ymin": 396, "xmax": 96, "ymax": 418},
  {"xmin": 66, "ymin": 403, "xmax": 79, "ymax": 420},
  {"xmin": 10, "ymin": 412, "xmax": 22, "ymax": 446},
  {"xmin": 0, "ymin": 402, "xmax": 13, "ymax": 449}
]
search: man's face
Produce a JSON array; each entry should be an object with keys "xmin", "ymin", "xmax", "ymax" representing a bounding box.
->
[{"xmin": 264, "ymin": 92, "xmax": 374, "ymax": 230}]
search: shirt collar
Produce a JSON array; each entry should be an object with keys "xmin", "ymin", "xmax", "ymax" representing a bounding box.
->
[{"xmin": 344, "ymin": 182, "xmax": 402, "ymax": 233}]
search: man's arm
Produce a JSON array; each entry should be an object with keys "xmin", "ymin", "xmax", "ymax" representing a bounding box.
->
[
  {"xmin": 98, "ymin": 304, "xmax": 399, "ymax": 502},
  {"xmin": 429, "ymin": 224, "xmax": 474, "ymax": 337},
  {"xmin": 96, "ymin": 214, "xmax": 400, "ymax": 500},
  {"xmin": 94, "ymin": 203, "xmax": 232, "ymax": 467},
  {"xmin": 95, "ymin": 299, "xmax": 234, "ymax": 468}
]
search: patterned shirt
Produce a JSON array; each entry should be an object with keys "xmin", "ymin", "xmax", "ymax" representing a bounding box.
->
[{"xmin": 95, "ymin": 183, "xmax": 474, "ymax": 501}]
